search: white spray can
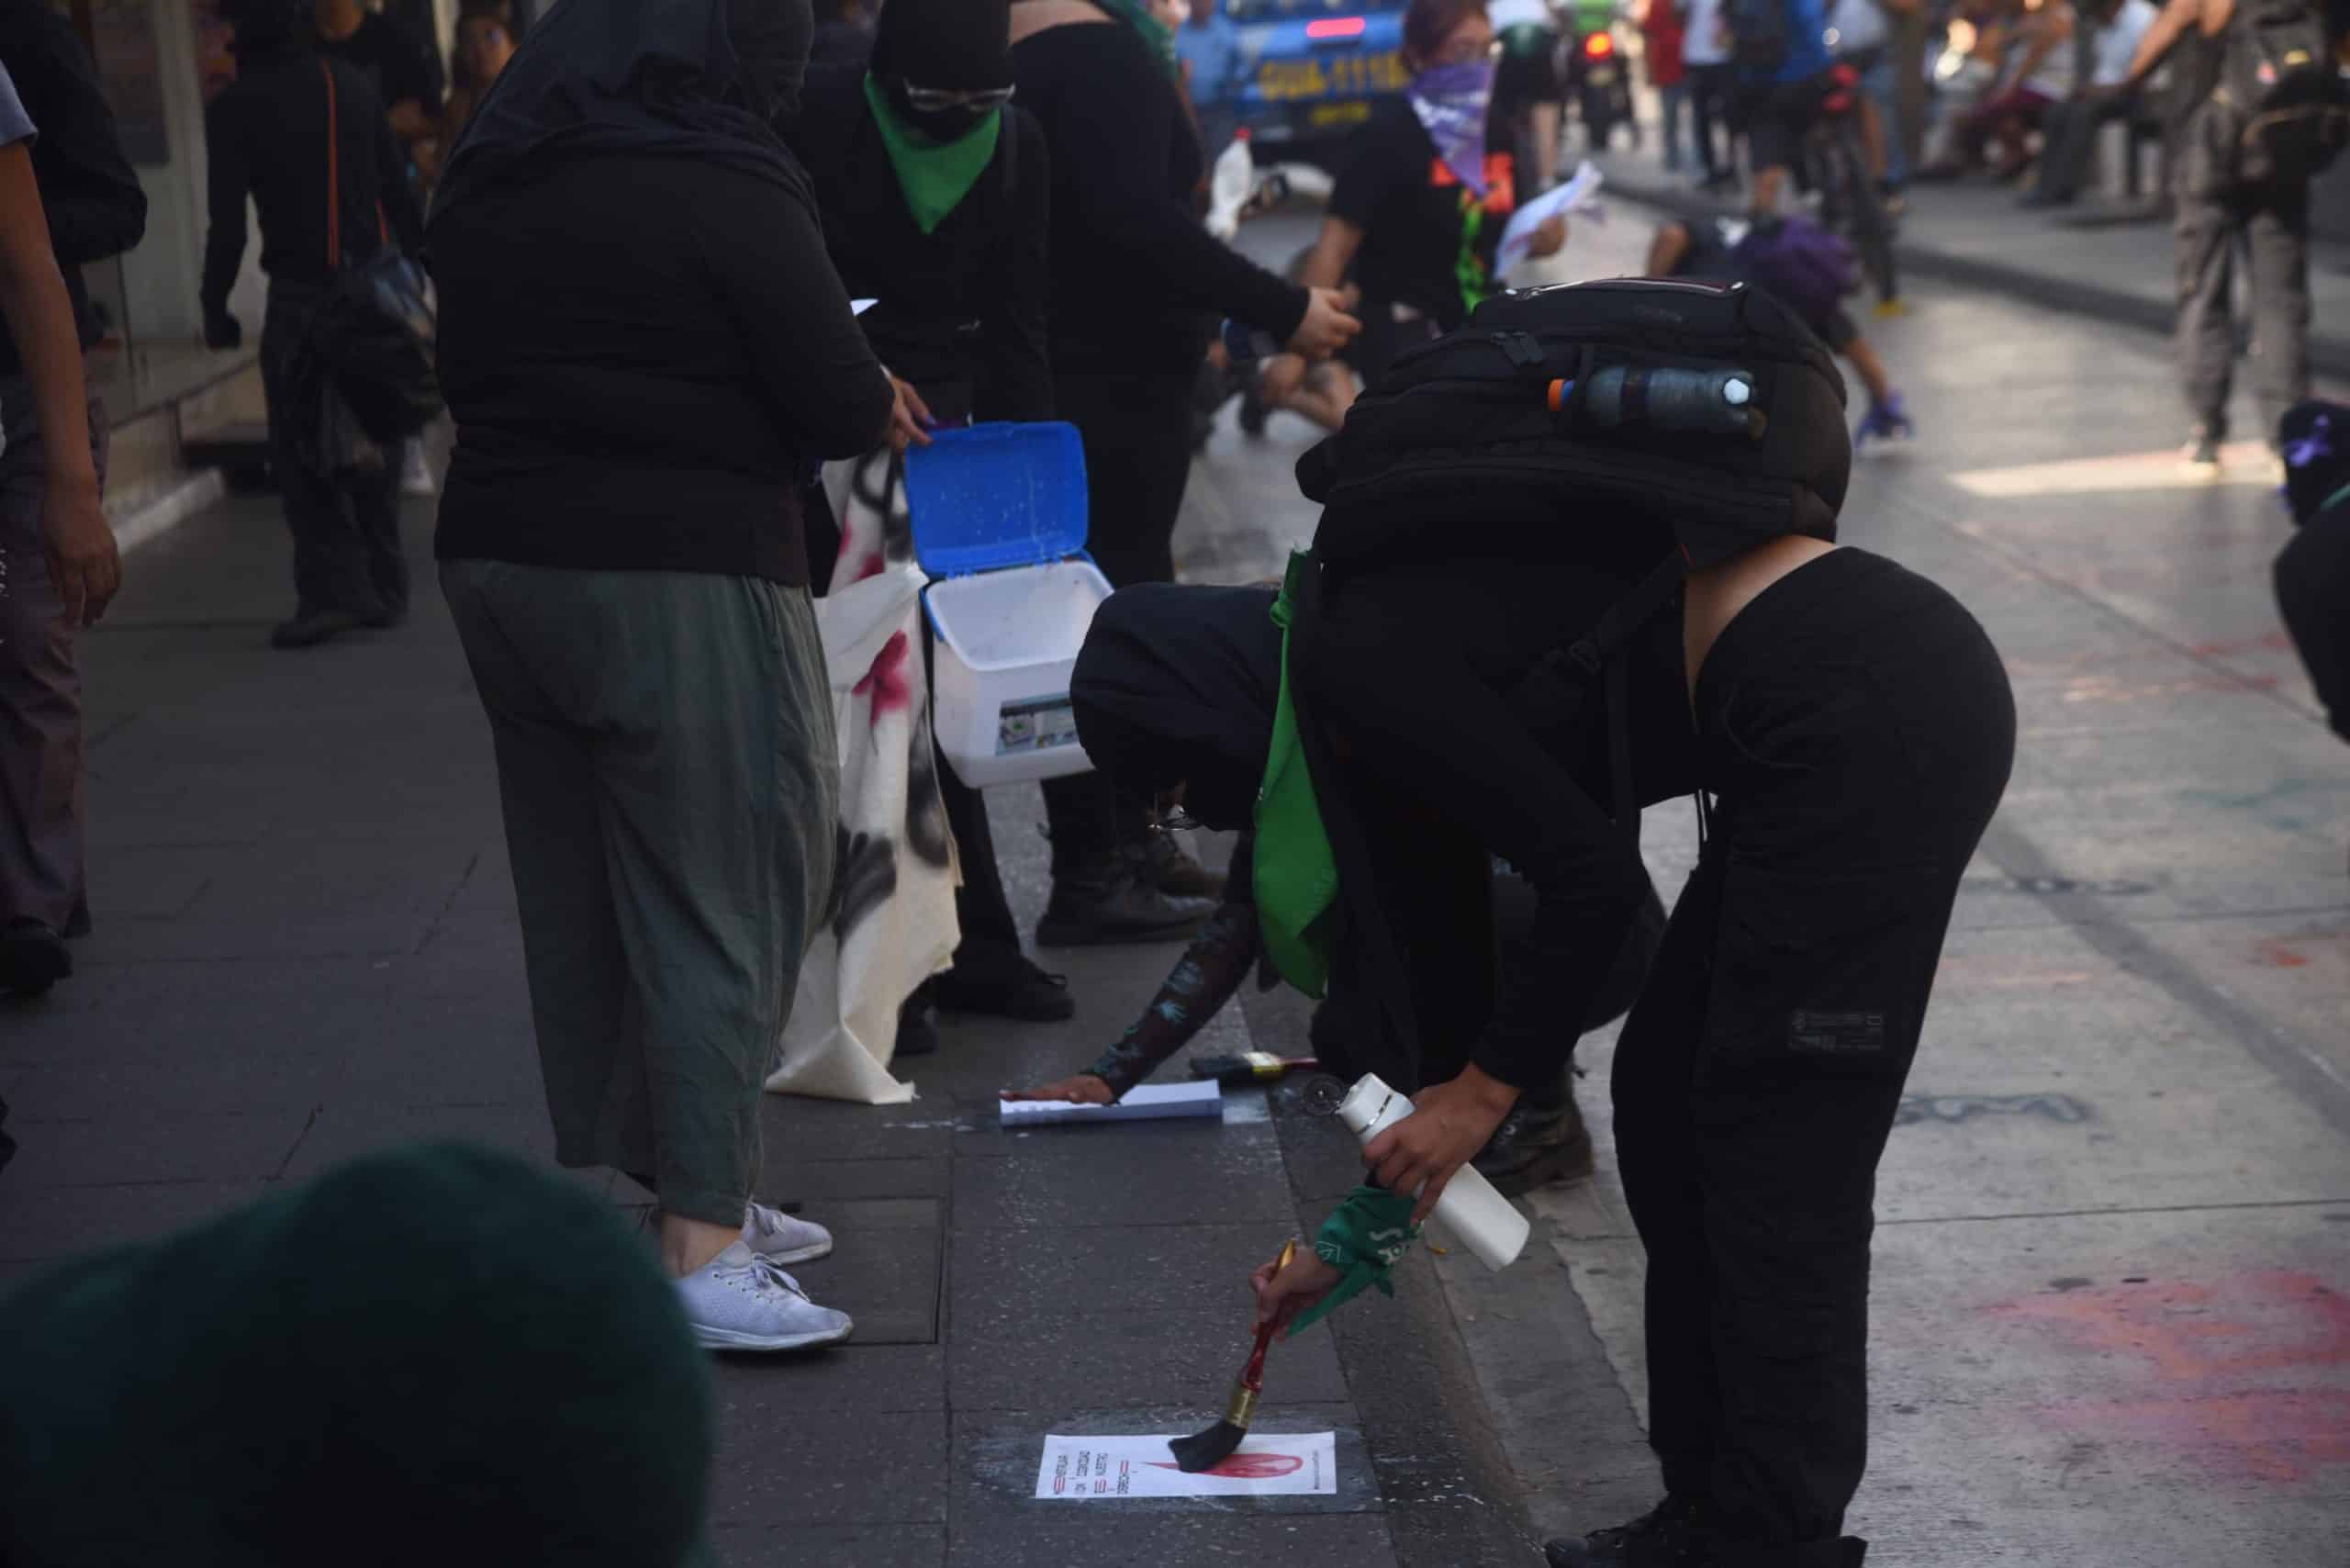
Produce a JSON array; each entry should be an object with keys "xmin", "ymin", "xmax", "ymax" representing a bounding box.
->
[
  {"xmin": 1336, "ymin": 1072, "xmax": 1531, "ymax": 1271},
  {"xmin": 1205, "ymin": 129, "xmax": 1255, "ymax": 241}
]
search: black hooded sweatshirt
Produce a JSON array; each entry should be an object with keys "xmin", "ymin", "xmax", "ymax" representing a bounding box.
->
[
  {"xmin": 786, "ymin": 0, "xmax": 1051, "ymax": 420},
  {"xmin": 430, "ymin": 0, "xmax": 891, "ymax": 587}
]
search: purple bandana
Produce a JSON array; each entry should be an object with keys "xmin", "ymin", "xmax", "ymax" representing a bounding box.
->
[{"xmin": 1410, "ymin": 59, "xmax": 1496, "ymax": 195}]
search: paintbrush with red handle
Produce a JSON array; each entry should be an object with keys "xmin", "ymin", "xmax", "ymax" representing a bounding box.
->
[{"xmin": 1169, "ymin": 1238, "xmax": 1298, "ymax": 1473}]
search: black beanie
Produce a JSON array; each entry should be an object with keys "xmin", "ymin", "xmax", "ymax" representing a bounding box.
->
[{"xmin": 0, "ymin": 1142, "xmax": 716, "ymax": 1568}]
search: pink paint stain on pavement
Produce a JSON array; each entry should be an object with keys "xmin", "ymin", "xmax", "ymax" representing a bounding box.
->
[
  {"xmin": 2249, "ymin": 932, "xmax": 2349, "ymax": 970},
  {"xmin": 1992, "ymin": 1272, "xmax": 2350, "ymax": 1484}
]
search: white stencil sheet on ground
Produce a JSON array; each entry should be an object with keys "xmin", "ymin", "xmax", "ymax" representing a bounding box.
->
[{"xmin": 1032, "ymin": 1433, "xmax": 1337, "ymax": 1499}]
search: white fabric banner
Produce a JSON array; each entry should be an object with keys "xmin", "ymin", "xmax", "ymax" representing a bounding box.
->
[{"xmin": 764, "ymin": 558, "xmax": 959, "ymax": 1104}]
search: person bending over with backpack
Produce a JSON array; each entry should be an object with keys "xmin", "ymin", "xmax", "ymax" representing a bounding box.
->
[
  {"xmin": 1001, "ymin": 580, "xmax": 1668, "ymax": 1196},
  {"xmin": 2109, "ymin": 0, "xmax": 2346, "ymax": 476},
  {"xmin": 2277, "ymin": 399, "xmax": 2350, "ymax": 875},
  {"xmin": 1647, "ymin": 214, "xmax": 1913, "ymax": 446},
  {"xmin": 1242, "ymin": 278, "xmax": 2015, "ymax": 1568}
]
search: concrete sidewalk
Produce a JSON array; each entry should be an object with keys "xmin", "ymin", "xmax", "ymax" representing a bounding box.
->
[
  {"xmin": 1582, "ymin": 114, "xmax": 2350, "ymax": 378},
  {"xmin": 0, "ymin": 487, "xmax": 1573, "ymax": 1566}
]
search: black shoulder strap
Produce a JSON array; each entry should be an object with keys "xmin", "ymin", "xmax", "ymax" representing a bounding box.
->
[
  {"xmin": 999, "ymin": 106, "xmax": 1020, "ymax": 203},
  {"xmin": 1505, "ymin": 554, "xmax": 1685, "ymax": 722},
  {"xmin": 1502, "ymin": 552, "xmax": 1686, "ymax": 842},
  {"xmin": 1568, "ymin": 553, "xmax": 1688, "ymax": 678}
]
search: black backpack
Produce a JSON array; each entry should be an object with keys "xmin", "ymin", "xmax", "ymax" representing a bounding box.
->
[
  {"xmin": 1727, "ymin": 0, "xmax": 1794, "ymax": 73},
  {"xmin": 1297, "ymin": 276, "xmax": 1851, "ymax": 578},
  {"xmin": 1293, "ymin": 278, "xmax": 1852, "ymax": 859},
  {"xmin": 2210, "ymin": 0, "xmax": 2349, "ymax": 184}
]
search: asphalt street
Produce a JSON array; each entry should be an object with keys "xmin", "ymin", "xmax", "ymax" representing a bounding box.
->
[{"xmin": 1, "ymin": 185, "xmax": 2344, "ymax": 1565}]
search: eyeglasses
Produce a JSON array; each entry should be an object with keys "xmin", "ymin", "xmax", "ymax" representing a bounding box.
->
[{"xmin": 901, "ymin": 83, "xmax": 1018, "ymax": 113}]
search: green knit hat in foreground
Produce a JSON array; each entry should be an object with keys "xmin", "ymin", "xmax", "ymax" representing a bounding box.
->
[{"xmin": 0, "ymin": 1141, "xmax": 715, "ymax": 1567}]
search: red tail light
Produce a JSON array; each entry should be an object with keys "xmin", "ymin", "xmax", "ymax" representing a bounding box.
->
[
  {"xmin": 1583, "ymin": 30, "xmax": 1615, "ymax": 58},
  {"xmin": 1305, "ymin": 16, "xmax": 1367, "ymax": 39}
]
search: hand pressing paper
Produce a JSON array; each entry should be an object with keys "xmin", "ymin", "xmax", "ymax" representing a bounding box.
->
[{"xmin": 996, "ymin": 1081, "xmax": 1221, "ymax": 1126}]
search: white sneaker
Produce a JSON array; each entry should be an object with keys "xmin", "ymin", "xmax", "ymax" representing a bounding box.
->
[
  {"xmin": 744, "ymin": 1200, "xmax": 833, "ymax": 1264},
  {"xmin": 399, "ymin": 442, "xmax": 437, "ymax": 497},
  {"xmin": 674, "ymin": 1241, "xmax": 854, "ymax": 1352}
]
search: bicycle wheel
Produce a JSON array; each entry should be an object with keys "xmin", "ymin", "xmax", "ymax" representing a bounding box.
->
[{"xmin": 1833, "ymin": 120, "xmax": 1899, "ymax": 308}]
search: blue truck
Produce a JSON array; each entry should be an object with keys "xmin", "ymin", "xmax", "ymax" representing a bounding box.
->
[{"xmin": 1185, "ymin": 0, "xmax": 1412, "ymax": 165}]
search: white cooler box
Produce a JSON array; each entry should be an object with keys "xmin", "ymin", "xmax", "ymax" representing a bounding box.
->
[{"xmin": 903, "ymin": 422, "xmax": 1112, "ymax": 789}]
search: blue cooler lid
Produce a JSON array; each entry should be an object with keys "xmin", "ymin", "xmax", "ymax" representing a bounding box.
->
[{"xmin": 903, "ymin": 421, "xmax": 1091, "ymax": 577}]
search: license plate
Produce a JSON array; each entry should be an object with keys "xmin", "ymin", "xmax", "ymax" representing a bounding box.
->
[
  {"xmin": 1587, "ymin": 65, "xmax": 1617, "ymax": 85},
  {"xmin": 1258, "ymin": 50, "xmax": 1406, "ymax": 103}
]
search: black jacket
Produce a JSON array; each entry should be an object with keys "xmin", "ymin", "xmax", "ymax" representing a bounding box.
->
[
  {"xmin": 788, "ymin": 67, "xmax": 1052, "ymax": 423},
  {"xmin": 0, "ymin": 1, "xmax": 147, "ymax": 376},
  {"xmin": 200, "ymin": 50, "xmax": 425, "ymax": 312},
  {"xmin": 431, "ymin": 153, "xmax": 893, "ymax": 586},
  {"xmin": 1012, "ymin": 20, "xmax": 1308, "ymax": 375}
]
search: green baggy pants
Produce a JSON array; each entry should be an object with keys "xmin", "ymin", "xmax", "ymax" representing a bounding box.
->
[{"xmin": 442, "ymin": 560, "xmax": 837, "ymax": 1226}]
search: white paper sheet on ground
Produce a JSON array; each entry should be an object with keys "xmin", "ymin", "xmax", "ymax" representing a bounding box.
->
[
  {"xmin": 998, "ymin": 1080, "xmax": 1221, "ymax": 1126},
  {"xmin": 1496, "ymin": 160, "xmax": 1606, "ymax": 276},
  {"xmin": 1033, "ymin": 1432, "xmax": 1337, "ymax": 1498},
  {"xmin": 851, "ymin": 297, "xmax": 878, "ymax": 316}
]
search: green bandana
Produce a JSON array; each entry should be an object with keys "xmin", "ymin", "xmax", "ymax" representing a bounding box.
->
[
  {"xmin": 1287, "ymin": 1184, "xmax": 1421, "ymax": 1336},
  {"xmin": 862, "ymin": 73, "xmax": 1003, "ymax": 235},
  {"xmin": 1092, "ymin": 0, "xmax": 1180, "ymax": 77},
  {"xmin": 1454, "ymin": 196, "xmax": 1494, "ymax": 319}
]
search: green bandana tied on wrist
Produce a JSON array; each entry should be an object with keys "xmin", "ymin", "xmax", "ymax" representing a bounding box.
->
[
  {"xmin": 1286, "ymin": 1183, "xmax": 1421, "ymax": 1336},
  {"xmin": 862, "ymin": 73, "xmax": 1003, "ymax": 235},
  {"xmin": 1092, "ymin": 0, "xmax": 1181, "ymax": 77}
]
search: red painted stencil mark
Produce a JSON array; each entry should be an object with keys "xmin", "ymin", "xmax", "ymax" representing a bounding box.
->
[
  {"xmin": 2188, "ymin": 631, "xmax": 2296, "ymax": 658},
  {"xmin": 1992, "ymin": 1271, "xmax": 2350, "ymax": 1484},
  {"xmin": 1147, "ymin": 1452, "xmax": 1304, "ymax": 1480}
]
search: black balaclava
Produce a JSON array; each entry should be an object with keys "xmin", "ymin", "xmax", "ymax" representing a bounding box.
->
[
  {"xmin": 871, "ymin": 0, "xmax": 1013, "ymax": 140},
  {"xmin": 727, "ymin": 0, "xmax": 814, "ymax": 120},
  {"xmin": 2279, "ymin": 400, "xmax": 2350, "ymax": 527},
  {"xmin": 227, "ymin": 0, "xmax": 307, "ymax": 57}
]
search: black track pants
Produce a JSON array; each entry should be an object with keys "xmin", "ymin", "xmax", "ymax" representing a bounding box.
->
[{"xmin": 1612, "ymin": 549, "xmax": 2015, "ymax": 1565}]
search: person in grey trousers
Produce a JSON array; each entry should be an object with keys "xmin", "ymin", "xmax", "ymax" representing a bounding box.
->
[
  {"xmin": 429, "ymin": 0, "xmax": 904, "ymax": 1351},
  {"xmin": 0, "ymin": 4, "xmax": 144, "ymax": 999}
]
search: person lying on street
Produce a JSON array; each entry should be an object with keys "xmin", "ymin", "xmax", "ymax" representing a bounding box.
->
[
  {"xmin": 1647, "ymin": 213, "xmax": 1915, "ymax": 446},
  {"xmin": 1229, "ymin": 277, "xmax": 2015, "ymax": 1568}
]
